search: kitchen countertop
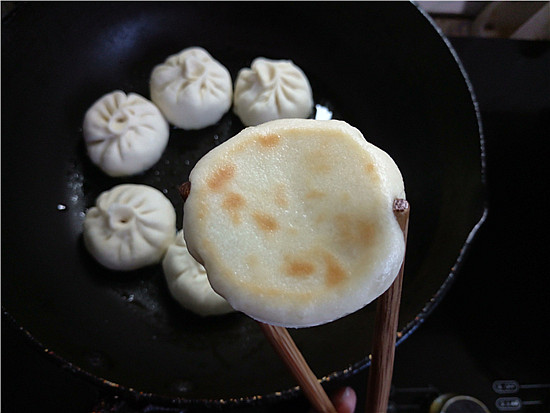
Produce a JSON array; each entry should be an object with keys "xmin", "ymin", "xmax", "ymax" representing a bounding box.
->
[{"xmin": 2, "ymin": 37, "xmax": 549, "ymax": 413}]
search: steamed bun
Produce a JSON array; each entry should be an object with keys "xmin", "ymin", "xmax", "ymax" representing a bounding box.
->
[
  {"xmin": 150, "ymin": 47, "xmax": 233, "ymax": 130},
  {"xmin": 183, "ymin": 119, "xmax": 405, "ymax": 328},
  {"xmin": 83, "ymin": 184, "xmax": 176, "ymax": 271},
  {"xmin": 162, "ymin": 230, "xmax": 235, "ymax": 316},
  {"xmin": 83, "ymin": 91, "xmax": 169, "ymax": 177},
  {"xmin": 233, "ymin": 58, "xmax": 313, "ymax": 126}
]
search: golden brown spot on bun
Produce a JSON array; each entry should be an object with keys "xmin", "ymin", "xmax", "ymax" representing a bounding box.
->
[
  {"xmin": 314, "ymin": 212, "xmax": 327, "ymax": 224},
  {"xmin": 336, "ymin": 214, "xmax": 376, "ymax": 247},
  {"xmin": 335, "ymin": 214, "xmax": 353, "ymax": 241},
  {"xmin": 284, "ymin": 258, "xmax": 315, "ymax": 277},
  {"xmin": 340, "ymin": 192, "xmax": 351, "ymax": 203},
  {"xmin": 222, "ymin": 192, "xmax": 245, "ymax": 210},
  {"xmin": 207, "ymin": 163, "xmax": 236, "ymax": 191},
  {"xmin": 364, "ymin": 162, "xmax": 380, "ymax": 182},
  {"xmin": 252, "ymin": 211, "xmax": 279, "ymax": 232},
  {"xmin": 222, "ymin": 192, "xmax": 246, "ymax": 224},
  {"xmin": 258, "ymin": 134, "xmax": 281, "ymax": 148},
  {"xmin": 305, "ymin": 149, "xmax": 332, "ymax": 174},
  {"xmin": 245, "ymin": 282, "xmax": 313, "ymax": 300},
  {"xmin": 358, "ymin": 220, "xmax": 376, "ymax": 245},
  {"xmin": 323, "ymin": 252, "xmax": 347, "ymax": 286},
  {"xmin": 305, "ymin": 190, "xmax": 326, "ymax": 200}
]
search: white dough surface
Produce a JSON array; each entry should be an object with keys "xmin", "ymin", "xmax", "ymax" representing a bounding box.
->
[
  {"xmin": 83, "ymin": 90, "xmax": 169, "ymax": 177},
  {"xmin": 84, "ymin": 184, "xmax": 176, "ymax": 271},
  {"xmin": 233, "ymin": 58, "xmax": 313, "ymax": 126},
  {"xmin": 162, "ymin": 230, "xmax": 235, "ymax": 317},
  {"xmin": 150, "ymin": 47, "xmax": 233, "ymax": 130}
]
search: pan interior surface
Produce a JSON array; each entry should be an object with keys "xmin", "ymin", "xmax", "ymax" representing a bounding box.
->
[{"xmin": 1, "ymin": 2, "xmax": 485, "ymax": 403}]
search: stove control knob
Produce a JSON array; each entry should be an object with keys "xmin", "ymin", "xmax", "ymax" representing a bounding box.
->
[{"xmin": 429, "ymin": 394, "xmax": 490, "ymax": 413}]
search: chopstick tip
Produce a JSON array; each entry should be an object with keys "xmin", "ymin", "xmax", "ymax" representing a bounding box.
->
[{"xmin": 393, "ymin": 198, "xmax": 409, "ymax": 213}]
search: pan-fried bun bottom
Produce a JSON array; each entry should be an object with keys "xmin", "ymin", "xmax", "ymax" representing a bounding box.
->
[{"xmin": 183, "ymin": 119, "xmax": 405, "ymax": 328}]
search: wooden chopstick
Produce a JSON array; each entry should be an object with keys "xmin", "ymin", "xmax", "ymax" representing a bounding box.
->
[
  {"xmin": 258, "ymin": 322, "xmax": 337, "ymax": 413},
  {"xmin": 365, "ymin": 199, "xmax": 410, "ymax": 413},
  {"xmin": 259, "ymin": 199, "xmax": 409, "ymax": 413}
]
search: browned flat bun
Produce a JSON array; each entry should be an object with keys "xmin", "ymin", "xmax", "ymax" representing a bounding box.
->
[{"xmin": 183, "ymin": 119, "xmax": 405, "ymax": 327}]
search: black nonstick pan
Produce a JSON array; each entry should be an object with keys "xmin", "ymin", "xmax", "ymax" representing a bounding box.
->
[{"xmin": 1, "ymin": 2, "xmax": 486, "ymax": 408}]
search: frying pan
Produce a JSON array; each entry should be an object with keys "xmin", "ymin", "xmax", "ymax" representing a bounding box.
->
[{"xmin": 1, "ymin": 2, "xmax": 486, "ymax": 408}]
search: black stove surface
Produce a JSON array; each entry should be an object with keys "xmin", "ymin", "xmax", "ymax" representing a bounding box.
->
[
  {"xmin": 390, "ymin": 37, "xmax": 550, "ymax": 413},
  {"xmin": 3, "ymin": 38, "xmax": 549, "ymax": 413}
]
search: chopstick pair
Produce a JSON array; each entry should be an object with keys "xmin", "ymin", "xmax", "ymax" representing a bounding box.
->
[
  {"xmin": 260, "ymin": 199, "xmax": 410, "ymax": 413},
  {"xmin": 179, "ymin": 184, "xmax": 409, "ymax": 412}
]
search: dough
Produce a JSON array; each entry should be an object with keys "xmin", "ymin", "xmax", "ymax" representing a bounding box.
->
[
  {"xmin": 233, "ymin": 57, "xmax": 313, "ymax": 126},
  {"xmin": 83, "ymin": 90, "xmax": 169, "ymax": 177},
  {"xmin": 162, "ymin": 230, "xmax": 235, "ymax": 316},
  {"xmin": 150, "ymin": 47, "xmax": 233, "ymax": 129},
  {"xmin": 183, "ymin": 119, "xmax": 405, "ymax": 327},
  {"xmin": 83, "ymin": 184, "xmax": 176, "ymax": 271}
]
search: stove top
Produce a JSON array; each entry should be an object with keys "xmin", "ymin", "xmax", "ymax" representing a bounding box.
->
[
  {"xmin": 3, "ymin": 37, "xmax": 549, "ymax": 413},
  {"xmin": 388, "ymin": 37, "xmax": 550, "ymax": 413}
]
